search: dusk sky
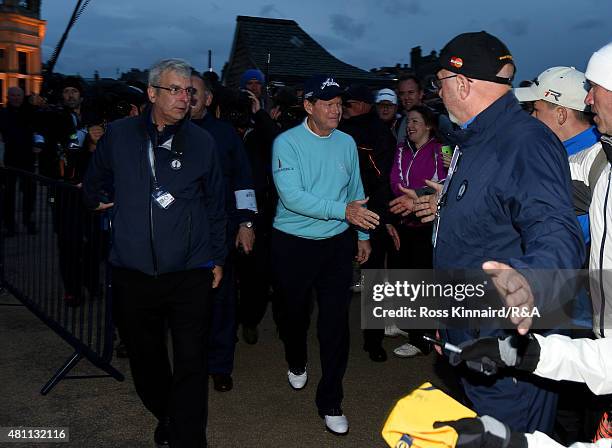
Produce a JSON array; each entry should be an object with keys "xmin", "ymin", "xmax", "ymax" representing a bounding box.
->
[{"xmin": 41, "ymin": 0, "xmax": 612, "ymax": 84}]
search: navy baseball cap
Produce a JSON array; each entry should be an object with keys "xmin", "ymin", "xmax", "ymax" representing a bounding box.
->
[
  {"xmin": 304, "ymin": 75, "xmax": 343, "ymax": 101},
  {"xmin": 344, "ymin": 84, "xmax": 374, "ymax": 104},
  {"xmin": 438, "ymin": 31, "xmax": 515, "ymax": 85}
]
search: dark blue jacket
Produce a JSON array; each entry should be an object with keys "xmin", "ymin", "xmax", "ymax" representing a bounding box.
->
[
  {"xmin": 435, "ymin": 92, "xmax": 585, "ymax": 322},
  {"xmin": 192, "ymin": 113, "xmax": 255, "ymax": 231},
  {"xmin": 83, "ymin": 112, "xmax": 227, "ymax": 275}
]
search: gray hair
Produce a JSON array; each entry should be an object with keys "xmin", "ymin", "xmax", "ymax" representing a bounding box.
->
[{"xmin": 148, "ymin": 58, "xmax": 193, "ymax": 86}]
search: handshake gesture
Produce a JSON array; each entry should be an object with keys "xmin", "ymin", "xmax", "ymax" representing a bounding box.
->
[
  {"xmin": 345, "ymin": 197, "xmax": 380, "ymax": 230},
  {"xmin": 389, "ymin": 179, "xmax": 442, "ymax": 222}
]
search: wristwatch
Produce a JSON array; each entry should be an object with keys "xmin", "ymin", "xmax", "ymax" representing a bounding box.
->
[{"xmin": 240, "ymin": 221, "xmax": 254, "ymax": 229}]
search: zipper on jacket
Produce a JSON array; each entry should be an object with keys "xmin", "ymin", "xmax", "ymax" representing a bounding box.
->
[
  {"xmin": 400, "ymin": 138, "xmax": 434, "ymax": 188},
  {"xmin": 598, "ymin": 170, "xmax": 611, "ymax": 337},
  {"xmin": 150, "ymin": 200, "xmax": 159, "ymax": 276},
  {"xmin": 187, "ymin": 212, "xmax": 192, "ymax": 254}
]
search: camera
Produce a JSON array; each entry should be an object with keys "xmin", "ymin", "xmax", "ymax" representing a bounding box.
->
[
  {"xmin": 219, "ymin": 89, "xmax": 253, "ymax": 130},
  {"xmin": 271, "ymin": 86, "xmax": 306, "ymax": 130}
]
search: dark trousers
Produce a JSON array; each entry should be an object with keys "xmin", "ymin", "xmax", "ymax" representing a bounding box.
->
[
  {"xmin": 362, "ymin": 226, "xmax": 390, "ymax": 350},
  {"xmin": 388, "ymin": 224, "xmax": 434, "ymax": 353},
  {"xmin": 387, "ymin": 223, "xmax": 433, "ymax": 269},
  {"xmin": 3, "ymin": 171, "xmax": 35, "ymax": 232},
  {"xmin": 236, "ymin": 225, "xmax": 275, "ymax": 328},
  {"xmin": 272, "ymin": 228, "xmax": 354, "ymax": 412},
  {"xmin": 207, "ymin": 248, "xmax": 236, "ymax": 375},
  {"xmin": 461, "ymin": 369, "xmax": 558, "ymax": 434},
  {"xmin": 56, "ymin": 189, "xmax": 105, "ymax": 298},
  {"xmin": 113, "ymin": 267, "xmax": 212, "ymax": 448}
]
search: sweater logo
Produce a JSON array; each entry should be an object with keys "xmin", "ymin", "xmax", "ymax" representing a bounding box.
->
[{"xmin": 274, "ymin": 158, "xmax": 294, "ymax": 173}]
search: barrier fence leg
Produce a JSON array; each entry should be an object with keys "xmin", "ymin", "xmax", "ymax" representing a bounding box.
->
[
  {"xmin": 93, "ymin": 360, "xmax": 124, "ymax": 383},
  {"xmin": 40, "ymin": 349, "xmax": 83, "ymax": 395}
]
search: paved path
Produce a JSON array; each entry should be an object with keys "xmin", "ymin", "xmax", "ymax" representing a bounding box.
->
[{"xmin": 2, "ymin": 291, "xmax": 456, "ymax": 447}]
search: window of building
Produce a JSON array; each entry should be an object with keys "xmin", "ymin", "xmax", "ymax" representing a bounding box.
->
[
  {"xmin": 0, "ymin": 80, "xmax": 4, "ymax": 105},
  {"xmin": 0, "ymin": 49, "xmax": 4, "ymax": 71},
  {"xmin": 17, "ymin": 51, "xmax": 27, "ymax": 74},
  {"xmin": 18, "ymin": 78, "xmax": 26, "ymax": 94},
  {"xmin": 18, "ymin": 1, "xmax": 31, "ymax": 9}
]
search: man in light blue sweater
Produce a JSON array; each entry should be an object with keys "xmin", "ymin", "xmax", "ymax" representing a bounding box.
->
[{"xmin": 271, "ymin": 74, "xmax": 380, "ymax": 436}]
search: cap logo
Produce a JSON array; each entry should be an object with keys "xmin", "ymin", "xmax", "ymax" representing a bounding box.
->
[
  {"xmin": 450, "ymin": 57, "xmax": 463, "ymax": 68},
  {"xmin": 544, "ymin": 89, "xmax": 562, "ymax": 101},
  {"xmin": 499, "ymin": 54, "xmax": 513, "ymax": 61},
  {"xmin": 321, "ymin": 78, "xmax": 340, "ymax": 89}
]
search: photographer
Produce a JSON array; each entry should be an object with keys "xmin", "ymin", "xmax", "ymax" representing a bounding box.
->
[
  {"xmin": 37, "ymin": 77, "xmax": 107, "ymax": 306},
  {"xmin": 269, "ymin": 85, "xmax": 306, "ymax": 132}
]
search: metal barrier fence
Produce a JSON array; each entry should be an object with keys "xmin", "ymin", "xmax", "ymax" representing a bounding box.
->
[{"xmin": 0, "ymin": 167, "xmax": 123, "ymax": 394}]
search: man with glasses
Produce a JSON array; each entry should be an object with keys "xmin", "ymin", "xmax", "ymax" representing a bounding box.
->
[
  {"xmin": 83, "ymin": 58, "xmax": 226, "ymax": 448},
  {"xmin": 393, "ymin": 32, "xmax": 584, "ymax": 434}
]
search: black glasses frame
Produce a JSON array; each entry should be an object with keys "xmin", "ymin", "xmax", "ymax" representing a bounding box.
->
[
  {"xmin": 430, "ymin": 75, "xmax": 459, "ymax": 91},
  {"xmin": 152, "ymin": 85, "xmax": 196, "ymax": 96}
]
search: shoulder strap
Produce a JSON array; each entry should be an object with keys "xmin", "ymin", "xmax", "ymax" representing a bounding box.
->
[{"xmin": 589, "ymin": 148, "xmax": 608, "ymax": 193}]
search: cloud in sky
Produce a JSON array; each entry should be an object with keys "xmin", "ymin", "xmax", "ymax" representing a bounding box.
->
[
  {"xmin": 259, "ymin": 4, "xmax": 283, "ymax": 17},
  {"xmin": 497, "ymin": 18, "xmax": 529, "ymax": 37},
  {"xmin": 329, "ymin": 14, "xmax": 366, "ymax": 40},
  {"xmin": 571, "ymin": 19, "xmax": 605, "ymax": 31},
  {"xmin": 379, "ymin": 0, "xmax": 424, "ymax": 16},
  {"xmin": 40, "ymin": 0, "xmax": 612, "ymax": 82}
]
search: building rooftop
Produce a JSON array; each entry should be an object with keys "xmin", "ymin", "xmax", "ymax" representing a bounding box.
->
[{"xmin": 223, "ymin": 16, "xmax": 389, "ymax": 88}]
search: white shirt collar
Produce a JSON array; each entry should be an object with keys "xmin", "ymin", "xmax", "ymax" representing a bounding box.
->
[{"xmin": 303, "ymin": 117, "xmax": 335, "ymax": 139}]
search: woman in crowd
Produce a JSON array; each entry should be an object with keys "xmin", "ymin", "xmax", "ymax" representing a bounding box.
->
[{"xmin": 388, "ymin": 105, "xmax": 447, "ymax": 357}]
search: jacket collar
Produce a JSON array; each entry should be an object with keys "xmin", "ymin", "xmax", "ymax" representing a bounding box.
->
[
  {"xmin": 140, "ymin": 105, "xmax": 190, "ymax": 152},
  {"xmin": 602, "ymin": 134, "xmax": 612, "ymax": 164},
  {"xmin": 445, "ymin": 91, "xmax": 519, "ymax": 146}
]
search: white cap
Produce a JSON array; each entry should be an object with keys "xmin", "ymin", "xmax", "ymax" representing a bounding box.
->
[
  {"xmin": 586, "ymin": 42, "xmax": 612, "ymax": 92},
  {"xmin": 375, "ymin": 88, "xmax": 397, "ymax": 105},
  {"xmin": 514, "ymin": 66, "xmax": 589, "ymax": 111}
]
